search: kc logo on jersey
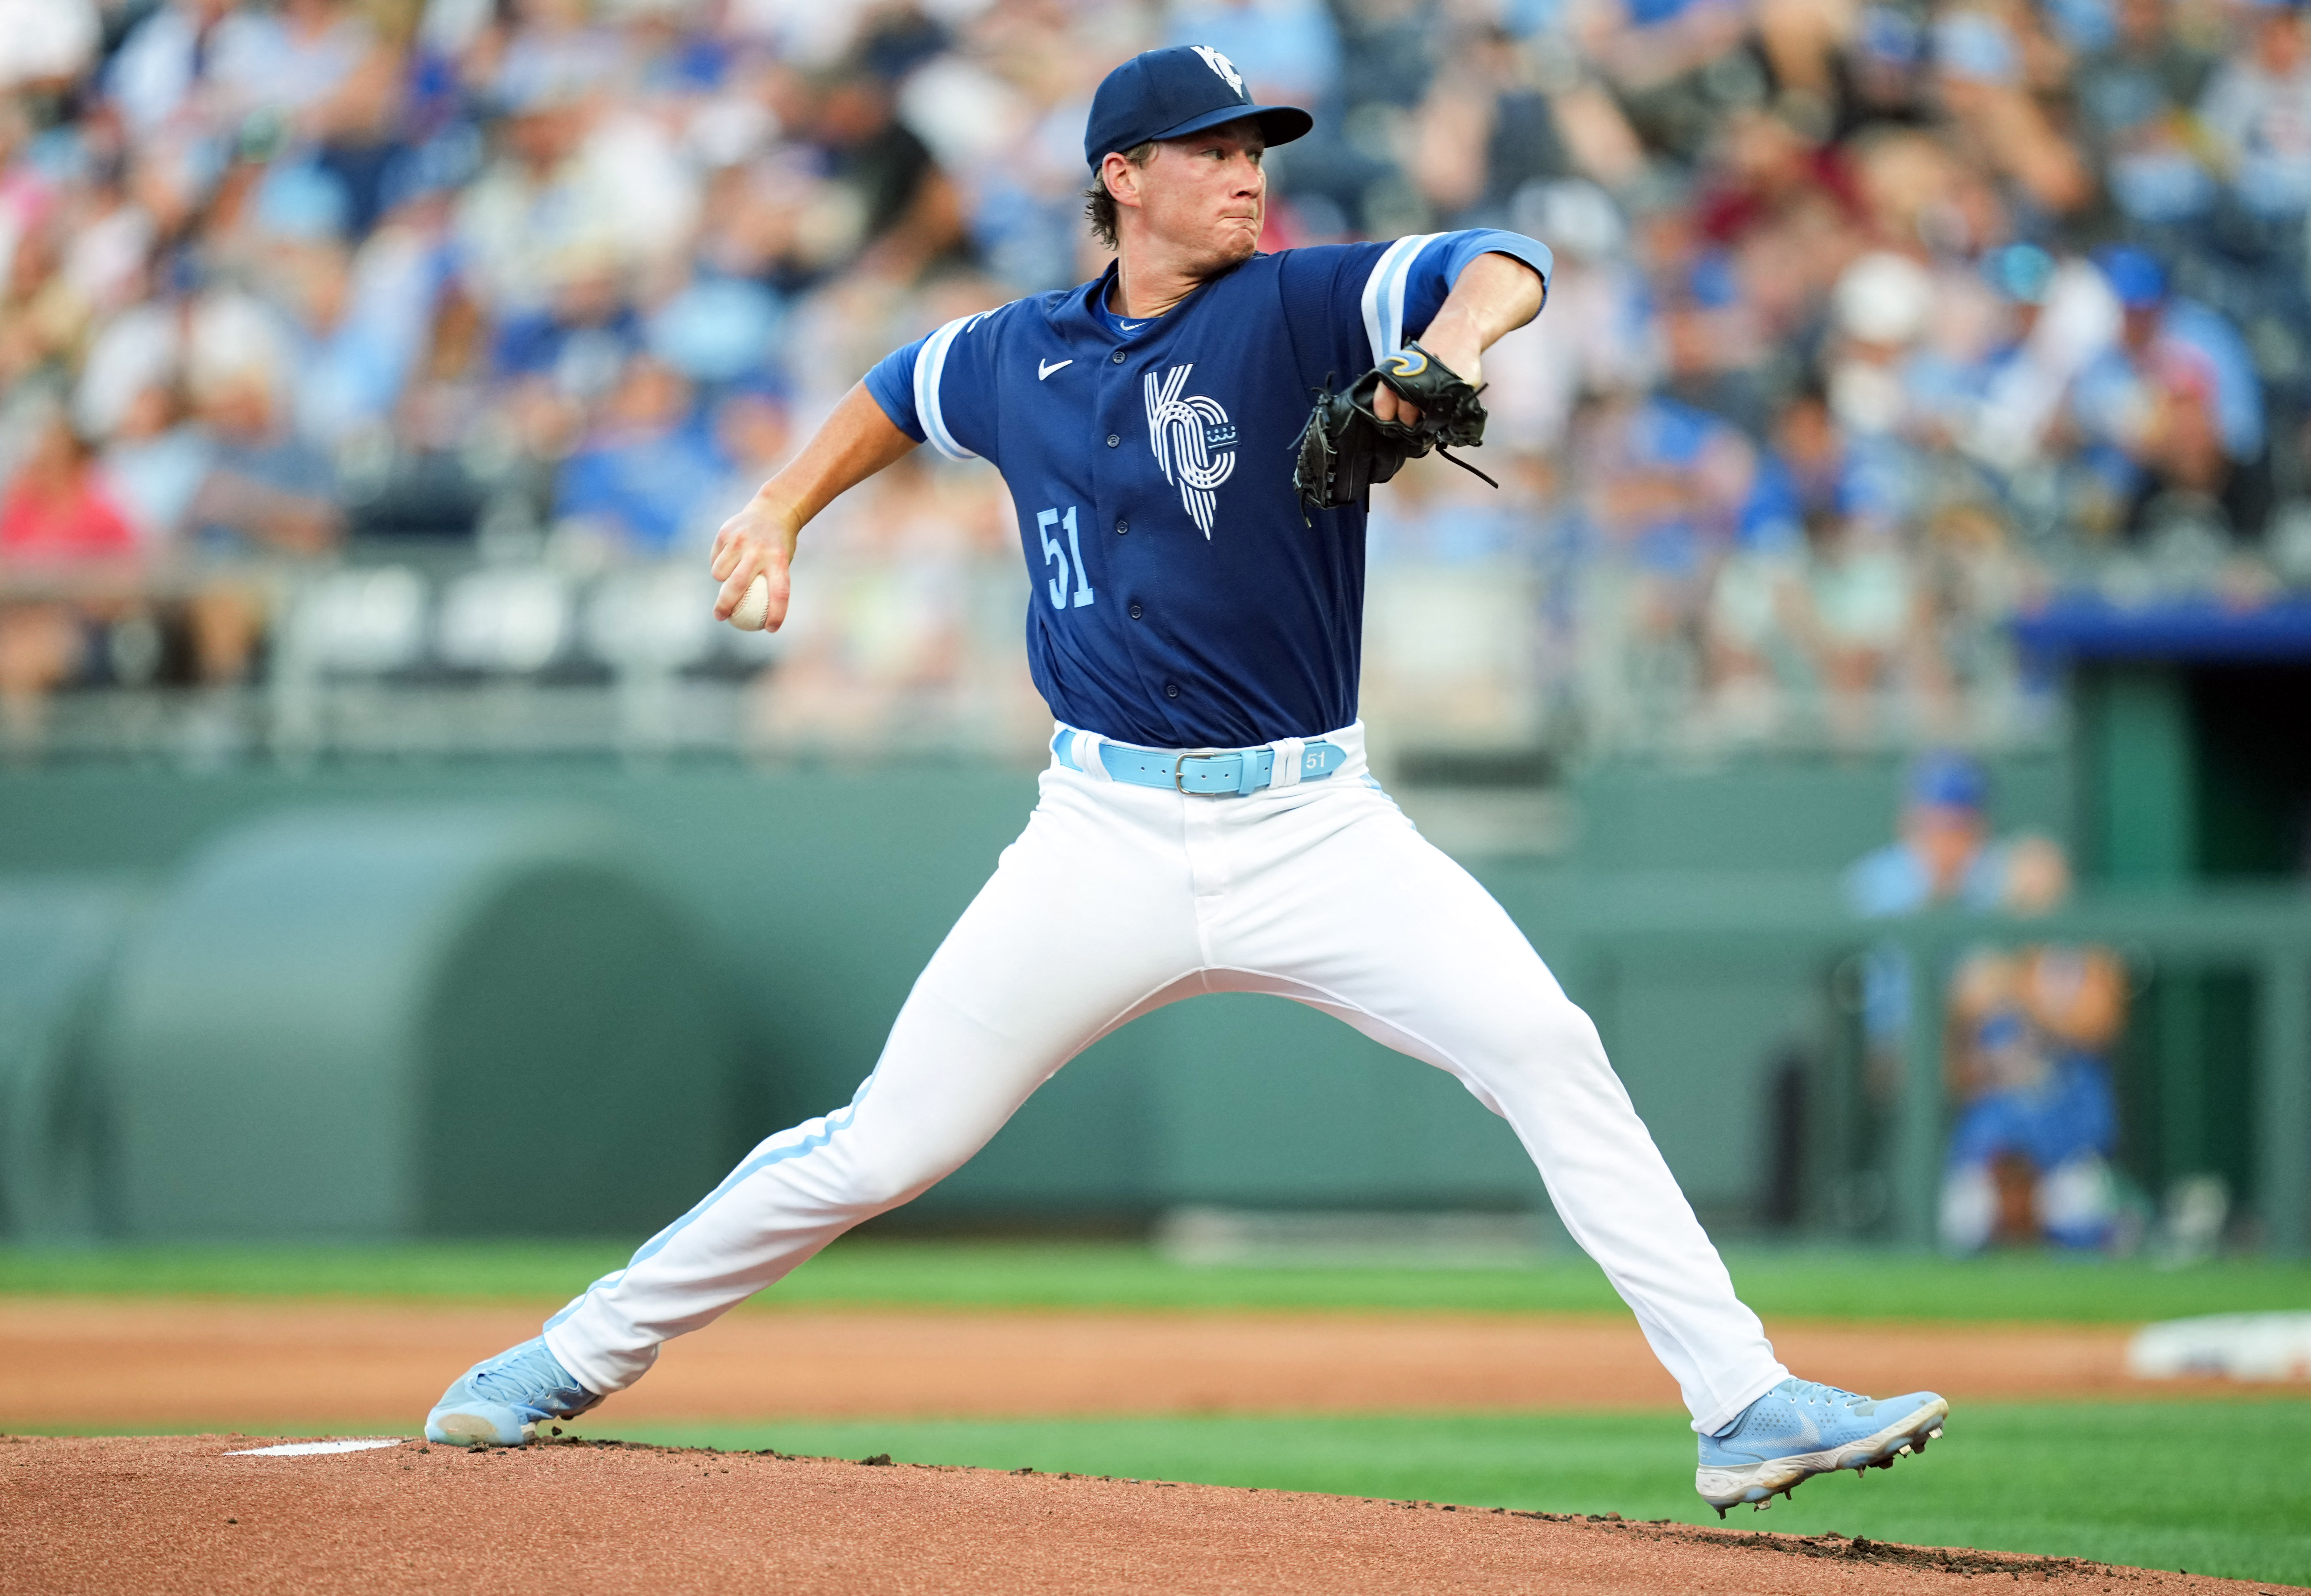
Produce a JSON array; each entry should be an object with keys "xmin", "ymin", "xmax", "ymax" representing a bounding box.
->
[{"xmin": 1143, "ymin": 365, "xmax": 1236, "ymax": 538}]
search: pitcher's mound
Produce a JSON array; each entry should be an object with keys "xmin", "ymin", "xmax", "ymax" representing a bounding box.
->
[{"xmin": 0, "ymin": 1434, "xmax": 2274, "ymax": 1595}]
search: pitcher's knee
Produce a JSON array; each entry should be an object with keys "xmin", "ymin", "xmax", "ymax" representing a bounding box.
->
[
  {"xmin": 830, "ymin": 1134, "xmax": 968, "ymax": 1212},
  {"xmin": 1458, "ymin": 993, "xmax": 1614, "ymax": 1087}
]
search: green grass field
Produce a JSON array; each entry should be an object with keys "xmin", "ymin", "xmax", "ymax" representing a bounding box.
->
[
  {"xmin": 7, "ymin": 1240, "xmax": 2309, "ymax": 1584},
  {"xmin": 587, "ymin": 1403, "xmax": 2311, "ymax": 1587},
  {"xmin": 5, "ymin": 1236, "xmax": 2309, "ymax": 1323}
]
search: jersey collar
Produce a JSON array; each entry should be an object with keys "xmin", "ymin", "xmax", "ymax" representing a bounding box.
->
[{"xmin": 1064, "ymin": 258, "xmax": 1246, "ymax": 345}]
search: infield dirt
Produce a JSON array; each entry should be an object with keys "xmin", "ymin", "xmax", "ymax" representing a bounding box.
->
[
  {"xmin": 4, "ymin": 1433, "xmax": 2294, "ymax": 1596},
  {"xmin": 0, "ymin": 1298, "xmax": 2247, "ymax": 1430}
]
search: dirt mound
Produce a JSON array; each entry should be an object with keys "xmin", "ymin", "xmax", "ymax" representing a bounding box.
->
[{"xmin": 2, "ymin": 1434, "xmax": 2285, "ymax": 1596}]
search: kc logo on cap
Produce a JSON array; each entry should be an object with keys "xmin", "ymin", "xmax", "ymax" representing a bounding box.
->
[
  {"xmin": 1190, "ymin": 46, "xmax": 1246, "ymax": 98},
  {"xmin": 1082, "ymin": 45, "xmax": 1314, "ymax": 170}
]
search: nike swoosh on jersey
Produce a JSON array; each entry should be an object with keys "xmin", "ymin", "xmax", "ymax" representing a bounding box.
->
[{"xmin": 1038, "ymin": 359, "xmax": 1072, "ymax": 380}]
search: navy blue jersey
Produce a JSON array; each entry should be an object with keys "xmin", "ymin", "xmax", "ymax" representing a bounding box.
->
[{"xmin": 863, "ymin": 230, "xmax": 1551, "ymax": 748}]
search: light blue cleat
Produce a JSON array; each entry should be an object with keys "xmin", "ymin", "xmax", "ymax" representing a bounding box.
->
[
  {"xmin": 1696, "ymin": 1377, "xmax": 1948, "ymax": 1516},
  {"xmin": 424, "ymin": 1337, "xmax": 603, "ymax": 1447}
]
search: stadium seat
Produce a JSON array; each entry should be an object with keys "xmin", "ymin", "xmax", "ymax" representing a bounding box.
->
[{"xmin": 436, "ymin": 566, "xmax": 573, "ymax": 674}]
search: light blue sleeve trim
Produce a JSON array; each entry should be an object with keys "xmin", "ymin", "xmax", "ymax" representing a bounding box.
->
[
  {"xmin": 1360, "ymin": 231, "xmax": 1554, "ymax": 361},
  {"xmin": 1359, "ymin": 233, "xmax": 1438, "ymax": 361},
  {"xmin": 913, "ymin": 311, "xmax": 988, "ymax": 462},
  {"xmin": 1433, "ymin": 229, "xmax": 1554, "ymax": 300}
]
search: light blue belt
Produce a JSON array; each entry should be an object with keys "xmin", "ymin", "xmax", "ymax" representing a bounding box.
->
[{"xmin": 1051, "ymin": 728, "xmax": 1347, "ymax": 796}]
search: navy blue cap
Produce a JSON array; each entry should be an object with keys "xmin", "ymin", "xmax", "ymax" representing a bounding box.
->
[
  {"xmin": 1083, "ymin": 45, "xmax": 1313, "ymax": 170},
  {"xmin": 1908, "ymin": 750, "xmax": 1989, "ymax": 812},
  {"xmin": 2094, "ymin": 243, "xmax": 2167, "ymax": 310}
]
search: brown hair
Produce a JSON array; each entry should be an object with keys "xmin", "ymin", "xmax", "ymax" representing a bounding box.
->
[{"xmin": 1082, "ymin": 141, "xmax": 1158, "ymax": 250}]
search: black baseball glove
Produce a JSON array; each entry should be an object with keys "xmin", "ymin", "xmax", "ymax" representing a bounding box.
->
[{"xmin": 1291, "ymin": 341, "xmax": 1496, "ymax": 515}]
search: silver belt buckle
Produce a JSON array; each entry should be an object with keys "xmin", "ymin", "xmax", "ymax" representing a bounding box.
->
[{"xmin": 1176, "ymin": 751, "xmax": 1244, "ymax": 794}]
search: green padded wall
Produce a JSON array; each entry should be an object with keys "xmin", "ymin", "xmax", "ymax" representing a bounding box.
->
[
  {"xmin": 0, "ymin": 756, "xmax": 2041, "ymax": 1237},
  {"xmin": 100, "ymin": 807, "xmax": 737, "ymax": 1239},
  {"xmin": 0, "ymin": 881, "xmax": 137, "ymax": 1239}
]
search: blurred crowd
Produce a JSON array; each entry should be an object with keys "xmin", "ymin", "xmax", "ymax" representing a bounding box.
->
[{"xmin": 7, "ymin": 0, "xmax": 2311, "ymax": 749}]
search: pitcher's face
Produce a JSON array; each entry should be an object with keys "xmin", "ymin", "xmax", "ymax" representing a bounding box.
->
[{"xmin": 1133, "ymin": 121, "xmax": 1266, "ymax": 272}]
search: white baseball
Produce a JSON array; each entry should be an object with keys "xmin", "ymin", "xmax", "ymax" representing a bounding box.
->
[{"xmin": 729, "ymin": 573, "xmax": 771, "ymax": 632}]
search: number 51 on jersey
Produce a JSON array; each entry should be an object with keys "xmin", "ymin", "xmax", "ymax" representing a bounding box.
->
[{"xmin": 1039, "ymin": 506, "xmax": 1095, "ymax": 611}]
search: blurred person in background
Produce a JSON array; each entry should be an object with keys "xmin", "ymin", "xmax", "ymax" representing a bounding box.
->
[
  {"xmin": 105, "ymin": 0, "xmax": 237, "ymax": 142},
  {"xmin": 1785, "ymin": 508, "xmax": 1942, "ymax": 744},
  {"xmin": 1574, "ymin": 0, "xmax": 1757, "ymax": 165},
  {"xmin": 2068, "ymin": 245, "xmax": 2264, "ymax": 538},
  {"xmin": 489, "ymin": 244, "xmax": 644, "ymax": 408},
  {"xmin": 179, "ymin": 352, "xmax": 342, "ymax": 683},
  {"xmin": 1574, "ymin": 376, "xmax": 1758, "ymax": 732},
  {"xmin": 0, "ymin": 0, "xmax": 99, "ymax": 99},
  {"xmin": 1578, "ymin": 383, "xmax": 1758, "ymax": 594},
  {"xmin": 2076, "ymin": 0, "xmax": 2219, "ymax": 230},
  {"xmin": 1689, "ymin": 105, "xmax": 1861, "ymax": 355},
  {"xmin": 2198, "ymin": 0, "xmax": 2311, "ymax": 224},
  {"xmin": 1847, "ymin": 750, "xmax": 2070, "ymax": 918},
  {"xmin": 1485, "ymin": 179, "xmax": 1656, "ymax": 455},
  {"xmin": 1959, "ymin": 244, "xmax": 2123, "ymax": 487},
  {"xmin": 786, "ymin": 51, "xmax": 969, "ymax": 281},
  {"xmin": 1824, "ymin": 251, "xmax": 1937, "ymax": 446},
  {"xmin": 1706, "ymin": 385, "xmax": 1845, "ymax": 734},
  {"xmin": 72, "ymin": 289, "xmax": 216, "ymax": 547},
  {"xmin": 1928, "ymin": 1, "xmax": 2093, "ymax": 219},
  {"xmin": 1845, "ymin": 753, "xmax": 2078, "ymax": 1216},
  {"xmin": 97, "ymin": 380, "xmax": 214, "ymax": 549},
  {"xmin": 0, "ymin": 403, "xmax": 140, "ymax": 725},
  {"xmin": 709, "ymin": 384, "xmax": 794, "ymax": 504},
  {"xmin": 1939, "ymin": 943, "xmax": 2128, "ymax": 1252},
  {"xmin": 553, "ymin": 354, "xmax": 726, "ymax": 555}
]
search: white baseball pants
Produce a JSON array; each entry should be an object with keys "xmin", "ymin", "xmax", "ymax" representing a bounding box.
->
[{"xmin": 544, "ymin": 722, "xmax": 1789, "ymax": 1433}]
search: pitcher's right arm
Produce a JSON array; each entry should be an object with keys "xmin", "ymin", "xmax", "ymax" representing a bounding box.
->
[{"xmin": 710, "ymin": 381, "xmax": 918, "ymax": 629}]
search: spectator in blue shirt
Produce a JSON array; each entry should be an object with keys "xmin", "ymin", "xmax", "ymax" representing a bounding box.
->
[
  {"xmin": 554, "ymin": 357, "xmax": 727, "ymax": 555},
  {"xmin": 1845, "ymin": 751, "xmax": 2070, "ymax": 919}
]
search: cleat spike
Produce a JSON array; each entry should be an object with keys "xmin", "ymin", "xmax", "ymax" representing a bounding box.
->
[
  {"xmin": 1897, "ymin": 1444, "xmax": 1912, "ymax": 1456},
  {"xmin": 1929, "ymin": 1428, "xmax": 1942, "ymax": 1439},
  {"xmin": 1715, "ymin": 1505, "xmax": 1728, "ymax": 1520},
  {"xmin": 1753, "ymin": 1499, "xmax": 1769, "ymax": 1512}
]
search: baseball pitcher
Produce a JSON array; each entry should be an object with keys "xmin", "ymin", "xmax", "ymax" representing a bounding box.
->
[{"xmin": 425, "ymin": 45, "xmax": 1947, "ymax": 1516}]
